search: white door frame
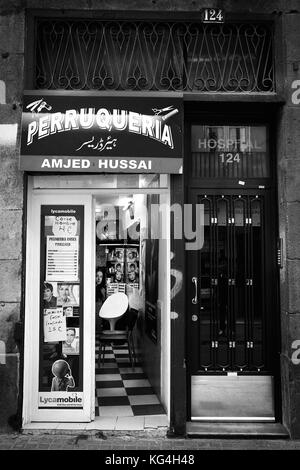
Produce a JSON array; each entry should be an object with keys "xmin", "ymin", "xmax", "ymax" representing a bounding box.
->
[
  {"xmin": 23, "ymin": 176, "xmax": 171, "ymax": 425},
  {"xmin": 23, "ymin": 181, "xmax": 94, "ymax": 423}
]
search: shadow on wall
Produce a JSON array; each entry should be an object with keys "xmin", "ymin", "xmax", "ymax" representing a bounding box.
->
[
  {"xmin": 0, "ymin": 302, "xmax": 22, "ymax": 432},
  {"xmin": 0, "ymin": 341, "xmax": 20, "ymax": 431},
  {"xmin": 135, "ymin": 306, "xmax": 161, "ymax": 399}
]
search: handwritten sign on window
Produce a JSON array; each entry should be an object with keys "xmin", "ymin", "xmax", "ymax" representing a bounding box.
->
[
  {"xmin": 43, "ymin": 308, "xmax": 67, "ymax": 343},
  {"xmin": 52, "ymin": 216, "xmax": 77, "ymax": 236}
]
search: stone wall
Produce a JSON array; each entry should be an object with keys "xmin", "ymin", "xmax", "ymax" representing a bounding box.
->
[
  {"xmin": 0, "ymin": 4, "xmax": 24, "ymax": 430},
  {"xmin": 277, "ymin": 10, "xmax": 300, "ymax": 439}
]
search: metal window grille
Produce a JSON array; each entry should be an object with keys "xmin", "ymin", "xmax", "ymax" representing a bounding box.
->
[{"xmin": 35, "ymin": 20, "xmax": 275, "ymax": 92}]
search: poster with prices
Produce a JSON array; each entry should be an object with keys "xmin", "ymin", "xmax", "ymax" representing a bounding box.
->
[{"xmin": 46, "ymin": 235, "xmax": 79, "ymax": 282}]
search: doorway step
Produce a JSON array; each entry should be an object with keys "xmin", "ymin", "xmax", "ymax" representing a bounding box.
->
[{"xmin": 186, "ymin": 422, "xmax": 289, "ymax": 439}]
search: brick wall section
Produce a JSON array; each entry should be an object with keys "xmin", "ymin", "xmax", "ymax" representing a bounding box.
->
[{"xmin": 0, "ymin": 4, "xmax": 24, "ymax": 430}]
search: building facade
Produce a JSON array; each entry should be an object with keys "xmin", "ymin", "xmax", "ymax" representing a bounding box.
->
[{"xmin": 1, "ymin": 0, "xmax": 300, "ymax": 437}]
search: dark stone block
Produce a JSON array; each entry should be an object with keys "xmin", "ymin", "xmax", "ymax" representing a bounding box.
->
[
  {"xmin": 0, "ymin": 354, "xmax": 19, "ymax": 431},
  {"xmin": 287, "ymin": 260, "xmax": 300, "ymax": 313},
  {"xmin": 0, "ymin": 54, "xmax": 24, "ymax": 104},
  {"xmin": 0, "ymin": 302, "xmax": 20, "ymax": 353},
  {"xmin": 286, "ymin": 158, "xmax": 300, "ymax": 202},
  {"xmin": 280, "ymin": 354, "xmax": 291, "ymax": 431},
  {"xmin": 0, "ymin": 209, "xmax": 22, "ymax": 260},
  {"xmin": 0, "ymin": 261, "xmax": 21, "ymax": 302},
  {"xmin": 0, "ymin": 146, "xmax": 23, "ymax": 210},
  {"xmin": 0, "ymin": 9, "xmax": 24, "ymax": 54}
]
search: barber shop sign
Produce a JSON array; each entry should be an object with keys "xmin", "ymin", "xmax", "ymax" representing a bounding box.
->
[{"xmin": 20, "ymin": 92, "xmax": 183, "ymax": 173}]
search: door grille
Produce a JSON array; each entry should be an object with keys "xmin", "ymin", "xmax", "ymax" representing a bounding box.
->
[{"xmin": 194, "ymin": 194, "xmax": 267, "ymax": 372}]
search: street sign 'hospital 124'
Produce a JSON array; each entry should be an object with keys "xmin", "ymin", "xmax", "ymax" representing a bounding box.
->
[{"xmin": 20, "ymin": 92, "xmax": 183, "ymax": 173}]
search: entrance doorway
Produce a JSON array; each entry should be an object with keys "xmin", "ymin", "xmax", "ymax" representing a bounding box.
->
[
  {"xmin": 187, "ymin": 189, "xmax": 279, "ymax": 421},
  {"xmin": 94, "ymin": 194, "xmax": 167, "ymax": 422}
]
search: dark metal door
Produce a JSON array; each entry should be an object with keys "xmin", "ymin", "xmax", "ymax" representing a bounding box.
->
[{"xmin": 187, "ymin": 190, "xmax": 278, "ymax": 420}]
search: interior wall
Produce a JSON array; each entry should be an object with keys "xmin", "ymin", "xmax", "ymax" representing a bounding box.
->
[
  {"xmin": 139, "ymin": 319, "xmax": 161, "ymax": 398},
  {"xmin": 134, "ymin": 194, "xmax": 161, "ymax": 396},
  {"xmin": 135, "ymin": 192, "xmax": 170, "ymax": 414},
  {"xmin": 159, "ymin": 192, "xmax": 170, "ymax": 414}
]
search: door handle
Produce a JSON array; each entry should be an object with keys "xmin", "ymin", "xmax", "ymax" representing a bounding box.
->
[{"xmin": 192, "ymin": 277, "xmax": 198, "ymax": 304}]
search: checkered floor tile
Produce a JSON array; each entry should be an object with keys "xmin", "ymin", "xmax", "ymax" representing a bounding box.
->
[{"xmin": 95, "ymin": 341, "xmax": 166, "ymax": 417}]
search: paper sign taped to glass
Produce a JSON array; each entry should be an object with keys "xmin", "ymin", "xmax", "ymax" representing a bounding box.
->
[{"xmin": 43, "ymin": 308, "xmax": 67, "ymax": 343}]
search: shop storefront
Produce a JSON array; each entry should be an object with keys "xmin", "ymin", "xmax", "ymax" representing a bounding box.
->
[{"xmin": 21, "ymin": 92, "xmax": 182, "ymax": 426}]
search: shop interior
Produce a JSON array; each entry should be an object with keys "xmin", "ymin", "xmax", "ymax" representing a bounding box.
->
[{"xmin": 94, "ymin": 193, "xmax": 168, "ymax": 423}]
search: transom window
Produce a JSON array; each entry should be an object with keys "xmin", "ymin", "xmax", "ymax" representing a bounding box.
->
[{"xmin": 35, "ymin": 20, "xmax": 275, "ymax": 93}]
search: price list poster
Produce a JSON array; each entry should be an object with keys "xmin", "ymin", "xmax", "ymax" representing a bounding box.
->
[{"xmin": 46, "ymin": 235, "xmax": 79, "ymax": 282}]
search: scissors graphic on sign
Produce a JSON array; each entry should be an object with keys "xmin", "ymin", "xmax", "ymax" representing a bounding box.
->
[{"xmin": 152, "ymin": 105, "xmax": 175, "ymax": 115}]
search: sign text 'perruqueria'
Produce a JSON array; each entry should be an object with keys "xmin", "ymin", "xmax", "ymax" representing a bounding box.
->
[{"xmin": 26, "ymin": 108, "xmax": 177, "ymax": 149}]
